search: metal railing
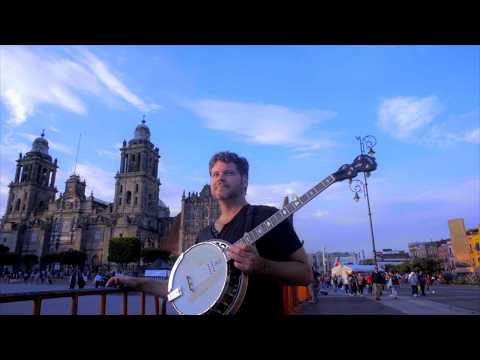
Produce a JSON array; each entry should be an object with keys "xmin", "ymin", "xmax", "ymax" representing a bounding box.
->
[{"xmin": 0, "ymin": 287, "xmax": 167, "ymax": 315}]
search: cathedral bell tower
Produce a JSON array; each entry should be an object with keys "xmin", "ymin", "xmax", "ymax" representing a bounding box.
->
[
  {"xmin": 4, "ymin": 131, "xmax": 58, "ymax": 221},
  {"xmin": 114, "ymin": 118, "xmax": 161, "ymax": 217}
]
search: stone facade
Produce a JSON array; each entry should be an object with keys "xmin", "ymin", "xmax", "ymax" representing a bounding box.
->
[
  {"xmin": 178, "ymin": 185, "xmax": 220, "ymax": 252},
  {"xmin": 0, "ymin": 120, "xmax": 175, "ymax": 267}
]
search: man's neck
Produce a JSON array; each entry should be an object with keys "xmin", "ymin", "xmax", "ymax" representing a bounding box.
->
[{"xmin": 218, "ymin": 197, "xmax": 248, "ymax": 223}]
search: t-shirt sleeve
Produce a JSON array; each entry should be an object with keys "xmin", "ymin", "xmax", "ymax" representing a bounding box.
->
[{"xmin": 253, "ymin": 206, "xmax": 303, "ymax": 261}]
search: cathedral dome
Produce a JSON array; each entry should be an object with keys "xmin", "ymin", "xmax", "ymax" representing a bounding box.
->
[
  {"xmin": 31, "ymin": 131, "xmax": 49, "ymax": 154},
  {"xmin": 134, "ymin": 119, "xmax": 151, "ymax": 141}
]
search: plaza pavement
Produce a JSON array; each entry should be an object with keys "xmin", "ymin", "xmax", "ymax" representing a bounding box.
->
[{"xmin": 296, "ymin": 284, "xmax": 480, "ymax": 315}]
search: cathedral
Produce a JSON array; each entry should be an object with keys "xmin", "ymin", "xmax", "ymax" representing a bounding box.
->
[{"xmin": 0, "ymin": 120, "xmax": 175, "ymax": 267}]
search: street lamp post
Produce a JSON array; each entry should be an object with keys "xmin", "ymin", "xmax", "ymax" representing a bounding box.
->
[{"xmin": 352, "ymin": 135, "xmax": 378, "ymax": 268}]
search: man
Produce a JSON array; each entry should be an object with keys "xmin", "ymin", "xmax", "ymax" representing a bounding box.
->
[
  {"xmin": 371, "ymin": 267, "xmax": 384, "ymax": 301},
  {"xmin": 107, "ymin": 151, "xmax": 313, "ymax": 314},
  {"xmin": 408, "ymin": 271, "xmax": 418, "ymax": 297}
]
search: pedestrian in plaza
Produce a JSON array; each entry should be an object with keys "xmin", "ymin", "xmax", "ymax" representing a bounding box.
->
[
  {"xmin": 418, "ymin": 271, "xmax": 426, "ymax": 296},
  {"xmin": 94, "ymin": 273, "xmax": 103, "ymax": 288},
  {"xmin": 391, "ymin": 272, "xmax": 400, "ymax": 299},
  {"xmin": 366, "ymin": 273, "xmax": 373, "ymax": 295},
  {"xmin": 342, "ymin": 273, "xmax": 350, "ymax": 295},
  {"xmin": 359, "ymin": 274, "xmax": 367, "ymax": 295},
  {"xmin": 425, "ymin": 273, "xmax": 432, "ymax": 294},
  {"xmin": 350, "ymin": 272, "xmax": 358, "ymax": 295},
  {"xmin": 69, "ymin": 270, "xmax": 77, "ymax": 289},
  {"xmin": 78, "ymin": 271, "xmax": 86, "ymax": 289},
  {"xmin": 310, "ymin": 269, "xmax": 320, "ymax": 303},
  {"xmin": 408, "ymin": 271, "xmax": 418, "ymax": 297},
  {"xmin": 385, "ymin": 272, "xmax": 392, "ymax": 296},
  {"xmin": 332, "ymin": 275, "xmax": 337, "ymax": 293},
  {"xmin": 372, "ymin": 267, "xmax": 384, "ymax": 301}
]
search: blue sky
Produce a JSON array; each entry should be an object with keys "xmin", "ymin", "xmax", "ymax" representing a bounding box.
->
[{"xmin": 1, "ymin": 45, "xmax": 479, "ymax": 255}]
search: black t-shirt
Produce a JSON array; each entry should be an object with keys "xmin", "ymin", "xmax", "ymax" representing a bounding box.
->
[{"xmin": 196, "ymin": 204, "xmax": 303, "ymax": 315}]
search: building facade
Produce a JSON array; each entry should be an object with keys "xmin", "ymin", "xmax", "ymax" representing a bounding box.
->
[
  {"xmin": 178, "ymin": 185, "xmax": 220, "ymax": 252},
  {"xmin": 0, "ymin": 120, "xmax": 175, "ymax": 267},
  {"xmin": 448, "ymin": 218, "xmax": 476, "ymax": 273}
]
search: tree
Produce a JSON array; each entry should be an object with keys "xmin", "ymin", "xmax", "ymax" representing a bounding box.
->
[
  {"xmin": 59, "ymin": 250, "xmax": 87, "ymax": 266},
  {"xmin": 360, "ymin": 259, "xmax": 375, "ymax": 265},
  {"xmin": 22, "ymin": 254, "xmax": 39, "ymax": 270},
  {"xmin": 41, "ymin": 253, "xmax": 61, "ymax": 264},
  {"xmin": 108, "ymin": 237, "xmax": 141, "ymax": 270},
  {"xmin": 411, "ymin": 257, "xmax": 443, "ymax": 274},
  {"xmin": 141, "ymin": 248, "xmax": 170, "ymax": 264},
  {"xmin": 0, "ymin": 252, "xmax": 20, "ymax": 267}
]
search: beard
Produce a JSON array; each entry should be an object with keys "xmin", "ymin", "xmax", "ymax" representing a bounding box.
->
[{"xmin": 212, "ymin": 183, "xmax": 244, "ymax": 201}]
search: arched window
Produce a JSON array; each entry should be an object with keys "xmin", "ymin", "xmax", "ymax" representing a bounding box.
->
[
  {"xmin": 135, "ymin": 184, "xmax": 139, "ymax": 193},
  {"xmin": 120, "ymin": 185, "xmax": 123, "ymax": 193},
  {"xmin": 126, "ymin": 191, "xmax": 132, "ymax": 204}
]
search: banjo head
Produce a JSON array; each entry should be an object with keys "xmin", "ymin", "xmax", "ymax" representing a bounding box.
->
[{"xmin": 168, "ymin": 241, "xmax": 230, "ymax": 315}]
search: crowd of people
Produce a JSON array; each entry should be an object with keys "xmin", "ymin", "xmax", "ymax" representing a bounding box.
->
[
  {"xmin": 309, "ymin": 267, "xmax": 440, "ymax": 302},
  {"xmin": 0, "ymin": 267, "xmax": 120, "ymax": 289}
]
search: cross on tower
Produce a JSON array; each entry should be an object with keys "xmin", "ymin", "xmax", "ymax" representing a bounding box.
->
[{"xmin": 142, "ymin": 115, "xmax": 146, "ymax": 124}]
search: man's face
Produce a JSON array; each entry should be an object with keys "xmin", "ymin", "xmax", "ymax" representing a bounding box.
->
[{"xmin": 210, "ymin": 161, "xmax": 247, "ymax": 201}]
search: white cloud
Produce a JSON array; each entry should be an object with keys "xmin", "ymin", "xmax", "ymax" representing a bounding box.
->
[
  {"xmin": 464, "ymin": 128, "xmax": 480, "ymax": 144},
  {"xmin": 75, "ymin": 163, "xmax": 116, "ymax": 201},
  {"xmin": 378, "ymin": 96, "xmax": 442, "ymax": 139},
  {"xmin": 246, "ymin": 181, "xmax": 312, "ymax": 208},
  {"xmin": 289, "ymin": 152, "xmax": 313, "ymax": 160},
  {"xmin": 73, "ymin": 48, "xmax": 162, "ymax": 113},
  {"xmin": 0, "ymin": 46, "xmax": 161, "ymax": 126},
  {"xmin": 96, "ymin": 149, "xmax": 120, "ymax": 160},
  {"xmin": 0, "ymin": 129, "xmax": 30, "ymax": 163},
  {"xmin": 182, "ymin": 98, "xmax": 337, "ymax": 154}
]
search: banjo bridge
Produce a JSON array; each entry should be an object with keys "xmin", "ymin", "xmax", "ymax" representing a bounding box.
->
[{"xmin": 167, "ymin": 287, "xmax": 183, "ymax": 302}]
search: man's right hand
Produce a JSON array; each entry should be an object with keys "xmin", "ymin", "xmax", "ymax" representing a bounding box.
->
[{"xmin": 105, "ymin": 275, "xmax": 141, "ymax": 289}]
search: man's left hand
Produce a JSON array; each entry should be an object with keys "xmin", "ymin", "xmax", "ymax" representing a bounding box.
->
[{"xmin": 228, "ymin": 242, "xmax": 266, "ymax": 274}]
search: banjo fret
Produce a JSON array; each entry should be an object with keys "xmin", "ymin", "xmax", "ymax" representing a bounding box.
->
[{"xmin": 234, "ymin": 175, "xmax": 336, "ymax": 249}]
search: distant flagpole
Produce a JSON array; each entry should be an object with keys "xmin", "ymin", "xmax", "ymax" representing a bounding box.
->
[{"xmin": 74, "ymin": 134, "xmax": 82, "ymax": 175}]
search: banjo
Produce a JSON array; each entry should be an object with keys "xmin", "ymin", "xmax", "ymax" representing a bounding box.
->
[{"xmin": 167, "ymin": 154, "xmax": 377, "ymax": 315}]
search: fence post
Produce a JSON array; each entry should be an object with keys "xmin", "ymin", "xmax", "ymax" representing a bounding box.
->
[
  {"xmin": 100, "ymin": 293, "xmax": 107, "ymax": 315},
  {"xmin": 154, "ymin": 296, "xmax": 160, "ymax": 315},
  {"xmin": 123, "ymin": 291, "xmax": 128, "ymax": 315},
  {"xmin": 71, "ymin": 294, "xmax": 78, "ymax": 315},
  {"xmin": 33, "ymin": 298, "xmax": 42, "ymax": 316},
  {"xmin": 141, "ymin": 291, "xmax": 146, "ymax": 315}
]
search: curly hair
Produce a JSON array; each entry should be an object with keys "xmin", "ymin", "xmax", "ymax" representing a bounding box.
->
[{"xmin": 208, "ymin": 151, "xmax": 249, "ymax": 178}]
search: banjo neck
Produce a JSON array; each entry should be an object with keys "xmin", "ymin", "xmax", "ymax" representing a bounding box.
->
[{"xmin": 228, "ymin": 174, "xmax": 337, "ymax": 254}]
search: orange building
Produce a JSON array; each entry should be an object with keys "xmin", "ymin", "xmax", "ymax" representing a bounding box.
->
[{"xmin": 448, "ymin": 219, "xmax": 479, "ymax": 273}]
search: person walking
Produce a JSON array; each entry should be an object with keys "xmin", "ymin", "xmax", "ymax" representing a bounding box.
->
[
  {"xmin": 94, "ymin": 273, "xmax": 103, "ymax": 288},
  {"xmin": 418, "ymin": 271, "xmax": 427, "ymax": 296},
  {"xmin": 69, "ymin": 270, "xmax": 77, "ymax": 289},
  {"xmin": 310, "ymin": 269, "xmax": 320, "ymax": 303},
  {"xmin": 408, "ymin": 271, "xmax": 418, "ymax": 297},
  {"xmin": 350, "ymin": 272, "xmax": 358, "ymax": 296},
  {"xmin": 78, "ymin": 271, "xmax": 86, "ymax": 289},
  {"xmin": 391, "ymin": 272, "xmax": 400, "ymax": 299},
  {"xmin": 372, "ymin": 267, "xmax": 384, "ymax": 301}
]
